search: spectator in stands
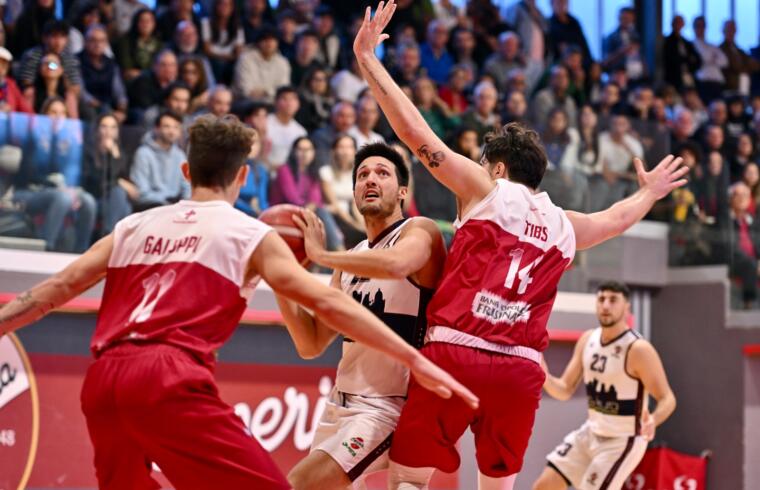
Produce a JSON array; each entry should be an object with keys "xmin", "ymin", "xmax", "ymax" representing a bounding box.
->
[
  {"xmin": 731, "ymin": 132, "xmax": 756, "ymax": 181},
  {"xmin": 13, "ymin": 96, "xmax": 95, "ymax": 252},
  {"xmin": 235, "ymin": 127, "xmax": 269, "ymax": 217},
  {"xmin": 79, "ymin": 25, "xmax": 128, "ymax": 122},
  {"xmin": 728, "ymin": 181, "xmax": 760, "ymax": 308},
  {"xmin": 81, "ymin": 112, "xmax": 136, "ymax": 235},
  {"xmin": 348, "ymin": 94, "xmax": 385, "ymax": 149},
  {"xmin": 501, "ymin": 0, "xmax": 547, "ymax": 90},
  {"xmin": 311, "ymin": 101, "xmax": 356, "ymax": 167},
  {"xmin": 67, "ymin": 4, "xmax": 110, "ymax": 57},
  {"xmin": 275, "ymin": 9, "xmax": 299, "ymax": 61},
  {"xmin": 703, "ymin": 124, "xmax": 726, "ymax": 157},
  {"xmin": 8, "ymin": 0, "xmax": 56, "ymax": 57},
  {"xmin": 694, "ymin": 150, "xmax": 730, "ymax": 243},
  {"xmin": 130, "ymin": 110, "xmax": 190, "ymax": 210},
  {"xmin": 720, "ymin": 20, "xmax": 760, "ymax": 94},
  {"xmin": 290, "ymin": 30, "xmax": 324, "ymax": 88},
  {"xmin": 602, "ymin": 7, "xmax": 646, "ymax": 83},
  {"xmin": 233, "ymin": 26, "xmax": 290, "ymax": 103},
  {"xmin": 438, "ymin": 65, "xmax": 469, "ymax": 115},
  {"xmin": 483, "ymin": 32, "xmax": 524, "ymax": 93},
  {"xmin": 127, "ymin": 49, "xmax": 179, "ymax": 123},
  {"xmin": 312, "ymin": 6, "xmax": 342, "ymax": 73},
  {"xmin": 741, "ymin": 162, "xmax": 760, "ymax": 215},
  {"xmin": 202, "ymin": 85, "xmax": 232, "ymax": 118},
  {"xmin": 0, "ymin": 48, "xmax": 32, "ymax": 113},
  {"xmin": 461, "ymin": 81, "xmax": 499, "ymax": 143},
  {"xmin": 238, "ymin": 101, "xmax": 272, "ymax": 166},
  {"xmin": 680, "ymin": 87, "xmax": 709, "ymax": 127},
  {"xmin": 532, "ymin": 65, "xmax": 578, "ymax": 130},
  {"xmin": 388, "ymin": 43, "xmax": 423, "ymax": 88},
  {"xmin": 269, "ymin": 135, "xmax": 343, "ymax": 250},
  {"xmin": 692, "ymin": 16, "xmax": 728, "ymax": 103},
  {"xmin": 200, "ymin": 0, "xmax": 244, "ymax": 85},
  {"xmin": 502, "ymin": 89, "xmax": 528, "ymax": 125},
  {"xmin": 412, "ymin": 76, "xmax": 459, "ymax": 140},
  {"xmin": 142, "ymin": 81, "xmax": 191, "ymax": 131},
  {"xmin": 267, "ymin": 85, "xmax": 306, "ymax": 168},
  {"xmin": 450, "ymin": 27, "xmax": 480, "ymax": 81},
  {"xmin": 242, "ymin": 0, "xmax": 276, "ymax": 44},
  {"xmin": 591, "ymin": 112, "xmax": 643, "ymax": 211},
  {"xmin": 432, "ymin": 0, "xmax": 463, "ymax": 31},
  {"xmin": 320, "ymin": 134, "xmax": 365, "ymax": 247},
  {"xmin": 157, "ymin": 0, "xmax": 200, "ymax": 41},
  {"xmin": 663, "ymin": 14, "xmax": 700, "ymax": 91},
  {"xmin": 115, "ymin": 9, "xmax": 163, "ymax": 82},
  {"xmin": 420, "ymin": 20, "xmax": 454, "ymax": 85},
  {"xmin": 330, "ymin": 57, "xmax": 368, "ymax": 104},
  {"xmin": 540, "ymin": 106, "xmax": 587, "ymax": 211},
  {"xmin": 18, "ymin": 20, "xmax": 82, "ymax": 119},
  {"xmin": 671, "ymin": 107, "xmax": 696, "ymax": 149},
  {"xmin": 31, "ymin": 53, "xmax": 70, "ymax": 114},
  {"xmin": 180, "ymin": 57, "xmax": 210, "ymax": 113},
  {"xmin": 576, "ymin": 104, "xmax": 601, "ymax": 177},
  {"xmin": 726, "ymin": 94, "xmax": 751, "ymax": 139},
  {"xmin": 548, "ymin": 0, "xmax": 592, "ymax": 68},
  {"xmin": 113, "ymin": 0, "xmax": 149, "ymax": 37},
  {"xmin": 295, "ymin": 67, "xmax": 333, "ymax": 133},
  {"xmin": 594, "ymin": 81, "xmax": 621, "ymax": 120}
]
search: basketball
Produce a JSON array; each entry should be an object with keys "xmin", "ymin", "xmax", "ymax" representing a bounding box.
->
[{"xmin": 259, "ymin": 204, "xmax": 310, "ymax": 266}]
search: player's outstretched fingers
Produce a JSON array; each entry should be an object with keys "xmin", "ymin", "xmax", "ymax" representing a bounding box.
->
[{"xmin": 292, "ymin": 213, "xmax": 308, "ymax": 232}]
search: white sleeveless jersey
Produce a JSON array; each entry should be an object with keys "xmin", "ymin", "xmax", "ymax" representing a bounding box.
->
[
  {"xmin": 583, "ymin": 327, "xmax": 646, "ymax": 437},
  {"xmin": 336, "ymin": 219, "xmax": 433, "ymax": 397}
]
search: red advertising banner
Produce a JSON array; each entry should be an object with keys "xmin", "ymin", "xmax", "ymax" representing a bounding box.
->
[
  {"xmin": 0, "ymin": 335, "xmax": 457, "ymax": 489},
  {"xmin": 625, "ymin": 447, "xmax": 707, "ymax": 490}
]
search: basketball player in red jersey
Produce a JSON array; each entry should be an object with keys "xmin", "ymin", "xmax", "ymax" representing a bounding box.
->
[
  {"xmin": 0, "ymin": 116, "xmax": 477, "ymax": 490},
  {"xmin": 354, "ymin": 3, "xmax": 689, "ymax": 490}
]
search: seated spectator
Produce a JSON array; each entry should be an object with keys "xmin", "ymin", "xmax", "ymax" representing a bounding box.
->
[
  {"xmin": 730, "ymin": 132, "xmax": 756, "ymax": 181},
  {"xmin": 320, "ymin": 134, "xmax": 364, "ymax": 247},
  {"xmin": 113, "ymin": 0, "xmax": 150, "ymax": 37},
  {"xmin": 702, "ymin": 124, "xmax": 726, "ymax": 158},
  {"xmin": 142, "ymin": 81, "xmax": 192, "ymax": 131},
  {"xmin": 311, "ymin": 101, "xmax": 356, "ymax": 167},
  {"xmin": 200, "ymin": 85, "xmax": 232, "ymax": 118},
  {"xmin": 502, "ymin": 89, "xmax": 529, "ymax": 125},
  {"xmin": 670, "ymin": 107, "xmax": 697, "ymax": 149},
  {"xmin": 348, "ymin": 94, "xmax": 385, "ymax": 149},
  {"xmin": 728, "ymin": 182, "xmax": 760, "ymax": 308},
  {"xmin": 694, "ymin": 151, "xmax": 731, "ymax": 261},
  {"xmin": 461, "ymin": 81, "xmax": 500, "ymax": 143},
  {"xmin": 170, "ymin": 21, "xmax": 217, "ymax": 87},
  {"xmin": 237, "ymin": 100, "xmax": 272, "ymax": 166},
  {"xmin": 233, "ymin": 26, "xmax": 290, "ymax": 103},
  {"xmin": 67, "ymin": 3, "xmax": 110, "ymax": 57},
  {"xmin": 590, "ymin": 113, "xmax": 643, "ymax": 211},
  {"xmin": 296, "ymin": 67, "xmax": 333, "ymax": 133},
  {"xmin": 576, "ymin": 104, "xmax": 601, "ymax": 177},
  {"xmin": 115, "ymin": 9, "xmax": 163, "ymax": 81},
  {"xmin": 483, "ymin": 32, "xmax": 525, "ymax": 93},
  {"xmin": 0, "ymin": 47, "xmax": 32, "ymax": 113},
  {"xmin": 235, "ymin": 127, "xmax": 269, "ymax": 217},
  {"xmin": 312, "ymin": 6, "xmax": 342, "ymax": 73},
  {"xmin": 680, "ymin": 87, "xmax": 709, "ymax": 127},
  {"xmin": 267, "ymin": 86, "xmax": 307, "ymax": 168},
  {"xmin": 200, "ymin": 0, "xmax": 244, "ymax": 85},
  {"xmin": 388, "ymin": 43, "xmax": 423, "ymax": 88},
  {"xmin": 79, "ymin": 25, "xmax": 128, "ymax": 122},
  {"xmin": 668, "ymin": 142, "xmax": 710, "ymax": 266},
  {"xmin": 593, "ymin": 81, "xmax": 622, "ymax": 121},
  {"xmin": 533, "ymin": 65, "xmax": 578, "ymax": 130},
  {"xmin": 290, "ymin": 30, "xmax": 324, "ymax": 88},
  {"xmin": 269, "ymin": 136, "xmax": 343, "ymax": 250},
  {"xmin": 450, "ymin": 27, "xmax": 482, "ymax": 81},
  {"xmin": 584, "ymin": 62, "xmax": 604, "ymax": 104},
  {"xmin": 13, "ymin": 96, "xmax": 96, "ymax": 252},
  {"xmin": 81, "ymin": 113, "xmax": 136, "ymax": 235},
  {"xmin": 127, "ymin": 49, "xmax": 179, "ymax": 124},
  {"xmin": 726, "ymin": 94, "xmax": 750, "ymax": 139},
  {"xmin": 242, "ymin": 0, "xmax": 276, "ymax": 44},
  {"xmin": 18, "ymin": 20, "xmax": 82, "ymax": 119},
  {"xmin": 412, "ymin": 76, "xmax": 460, "ymax": 140},
  {"xmin": 130, "ymin": 110, "xmax": 190, "ymax": 209},
  {"xmin": 8, "ymin": 0, "xmax": 56, "ymax": 57},
  {"xmin": 179, "ymin": 57, "xmax": 210, "ymax": 114},
  {"xmin": 438, "ymin": 65, "xmax": 470, "ymax": 115},
  {"xmin": 741, "ymin": 162, "xmax": 760, "ymax": 216},
  {"xmin": 157, "ymin": 0, "xmax": 200, "ymax": 41},
  {"xmin": 540, "ymin": 107, "xmax": 587, "ymax": 211},
  {"xmin": 31, "ymin": 53, "xmax": 71, "ymax": 114},
  {"xmin": 420, "ymin": 20, "xmax": 454, "ymax": 85},
  {"xmin": 502, "ymin": 0, "xmax": 548, "ymax": 90},
  {"xmin": 275, "ymin": 9, "xmax": 298, "ymax": 61},
  {"xmin": 329, "ymin": 57, "xmax": 368, "ymax": 104}
]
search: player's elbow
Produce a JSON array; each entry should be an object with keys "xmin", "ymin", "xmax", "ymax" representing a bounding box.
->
[{"xmin": 294, "ymin": 342, "xmax": 323, "ymax": 360}]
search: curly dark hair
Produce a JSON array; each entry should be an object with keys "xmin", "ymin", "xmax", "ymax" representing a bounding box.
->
[
  {"xmin": 483, "ymin": 122, "xmax": 548, "ymax": 189},
  {"xmin": 187, "ymin": 114, "xmax": 256, "ymax": 189}
]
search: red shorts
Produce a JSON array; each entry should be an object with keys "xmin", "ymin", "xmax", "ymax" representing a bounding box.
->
[
  {"xmin": 80, "ymin": 342, "xmax": 289, "ymax": 490},
  {"xmin": 389, "ymin": 342, "xmax": 545, "ymax": 477}
]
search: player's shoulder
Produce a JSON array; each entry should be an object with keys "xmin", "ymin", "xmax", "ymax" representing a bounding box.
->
[
  {"xmin": 404, "ymin": 216, "xmax": 443, "ymax": 236},
  {"xmin": 576, "ymin": 328, "xmax": 596, "ymax": 350}
]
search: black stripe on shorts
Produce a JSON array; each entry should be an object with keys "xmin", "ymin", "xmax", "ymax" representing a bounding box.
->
[
  {"xmin": 346, "ymin": 433, "xmax": 394, "ymax": 482},
  {"xmin": 547, "ymin": 461, "xmax": 573, "ymax": 487},
  {"xmin": 600, "ymin": 436, "xmax": 635, "ymax": 490}
]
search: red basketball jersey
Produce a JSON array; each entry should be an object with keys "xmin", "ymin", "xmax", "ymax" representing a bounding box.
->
[
  {"xmin": 427, "ymin": 179, "xmax": 576, "ymax": 352},
  {"xmin": 91, "ymin": 200, "xmax": 272, "ymax": 367}
]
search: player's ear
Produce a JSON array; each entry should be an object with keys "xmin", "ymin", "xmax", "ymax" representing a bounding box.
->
[
  {"xmin": 493, "ymin": 161, "xmax": 507, "ymax": 179},
  {"xmin": 398, "ymin": 185, "xmax": 409, "ymax": 201},
  {"xmin": 181, "ymin": 161, "xmax": 191, "ymax": 183}
]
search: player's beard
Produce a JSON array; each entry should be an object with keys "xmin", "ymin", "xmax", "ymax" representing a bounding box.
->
[
  {"xmin": 599, "ymin": 312, "xmax": 624, "ymax": 328},
  {"xmin": 360, "ymin": 196, "xmax": 396, "ymax": 218}
]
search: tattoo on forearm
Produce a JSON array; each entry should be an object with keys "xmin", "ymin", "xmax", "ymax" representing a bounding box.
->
[
  {"xmin": 361, "ymin": 62, "xmax": 388, "ymax": 96},
  {"xmin": 0, "ymin": 291, "xmax": 54, "ymax": 330},
  {"xmin": 416, "ymin": 144, "xmax": 445, "ymax": 168}
]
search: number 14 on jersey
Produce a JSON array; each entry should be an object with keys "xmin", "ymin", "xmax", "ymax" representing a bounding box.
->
[{"xmin": 504, "ymin": 248, "xmax": 542, "ymax": 295}]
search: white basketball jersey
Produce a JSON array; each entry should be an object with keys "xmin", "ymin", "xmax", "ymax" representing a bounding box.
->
[
  {"xmin": 336, "ymin": 219, "xmax": 433, "ymax": 397},
  {"xmin": 583, "ymin": 328, "xmax": 645, "ymax": 437}
]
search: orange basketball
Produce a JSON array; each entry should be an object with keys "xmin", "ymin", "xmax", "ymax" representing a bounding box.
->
[{"xmin": 259, "ymin": 204, "xmax": 310, "ymax": 266}]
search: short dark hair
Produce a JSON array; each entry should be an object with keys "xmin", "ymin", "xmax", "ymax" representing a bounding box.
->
[
  {"xmin": 597, "ymin": 281, "xmax": 631, "ymax": 300},
  {"xmin": 353, "ymin": 142, "xmax": 409, "ymax": 187},
  {"xmin": 162, "ymin": 81, "xmax": 190, "ymax": 102},
  {"xmin": 43, "ymin": 19, "xmax": 70, "ymax": 37},
  {"xmin": 275, "ymin": 85, "xmax": 298, "ymax": 101},
  {"xmin": 482, "ymin": 123, "xmax": 547, "ymax": 189},
  {"xmin": 255, "ymin": 25, "xmax": 279, "ymax": 43},
  {"xmin": 155, "ymin": 108, "xmax": 183, "ymax": 127},
  {"xmin": 187, "ymin": 115, "xmax": 255, "ymax": 188}
]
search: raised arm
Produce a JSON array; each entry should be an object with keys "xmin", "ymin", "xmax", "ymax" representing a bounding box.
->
[
  {"xmin": 249, "ymin": 232, "xmax": 478, "ymax": 409},
  {"xmin": 541, "ymin": 329, "xmax": 592, "ymax": 401},
  {"xmin": 0, "ymin": 235, "xmax": 112, "ymax": 336},
  {"xmin": 353, "ymin": 1, "xmax": 493, "ymax": 211},
  {"xmin": 567, "ymin": 155, "xmax": 688, "ymax": 250}
]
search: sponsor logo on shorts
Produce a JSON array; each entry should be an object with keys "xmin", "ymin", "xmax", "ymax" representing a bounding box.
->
[
  {"xmin": 471, "ymin": 290, "xmax": 530, "ymax": 325},
  {"xmin": 587, "ymin": 472, "xmax": 598, "ymax": 486},
  {"xmin": 341, "ymin": 436, "xmax": 365, "ymax": 457}
]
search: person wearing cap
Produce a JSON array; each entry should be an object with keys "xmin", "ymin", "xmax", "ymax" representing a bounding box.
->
[
  {"xmin": 17, "ymin": 19, "xmax": 82, "ymax": 119},
  {"xmin": 0, "ymin": 47, "xmax": 32, "ymax": 114},
  {"xmin": 232, "ymin": 26, "xmax": 291, "ymax": 103}
]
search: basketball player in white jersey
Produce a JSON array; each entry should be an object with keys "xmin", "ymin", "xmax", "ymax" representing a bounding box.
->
[
  {"xmin": 353, "ymin": 3, "xmax": 688, "ymax": 490},
  {"xmin": 533, "ymin": 282, "xmax": 676, "ymax": 490},
  {"xmin": 0, "ymin": 116, "xmax": 476, "ymax": 489},
  {"xmin": 274, "ymin": 142, "xmax": 447, "ymax": 490}
]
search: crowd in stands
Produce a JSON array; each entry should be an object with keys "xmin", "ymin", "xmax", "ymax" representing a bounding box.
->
[{"xmin": 3, "ymin": 0, "xmax": 760, "ymax": 305}]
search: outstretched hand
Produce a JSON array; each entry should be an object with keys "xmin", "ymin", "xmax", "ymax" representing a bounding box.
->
[
  {"xmin": 634, "ymin": 155, "xmax": 689, "ymax": 200},
  {"xmin": 293, "ymin": 209, "xmax": 327, "ymax": 265},
  {"xmin": 410, "ymin": 353, "xmax": 479, "ymax": 410},
  {"xmin": 353, "ymin": 0, "xmax": 397, "ymax": 56}
]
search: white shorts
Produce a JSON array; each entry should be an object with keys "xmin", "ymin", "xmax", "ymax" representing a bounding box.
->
[
  {"xmin": 546, "ymin": 422, "xmax": 648, "ymax": 490},
  {"xmin": 311, "ymin": 387, "xmax": 405, "ymax": 483}
]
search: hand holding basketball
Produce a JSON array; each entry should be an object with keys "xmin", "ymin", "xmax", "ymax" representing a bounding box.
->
[
  {"xmin": 259, "ymin": 204, "xmax": 323, "ymax": 267},
  {"xmin": 292, "ymin": 209, "xmax": 327, "ymax": 266}
]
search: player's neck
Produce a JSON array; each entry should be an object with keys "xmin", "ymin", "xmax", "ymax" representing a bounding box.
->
[
  {"xmin": 364, "ymin": 209, "xmax": 405, "ymax": 242},
  {"xmin": 599, "ymin": 322, "xmax": 628, "ymax": 343},
  {"xmin": 190, "ymin": 186, "xmax": 236, "ymax": 205}
]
